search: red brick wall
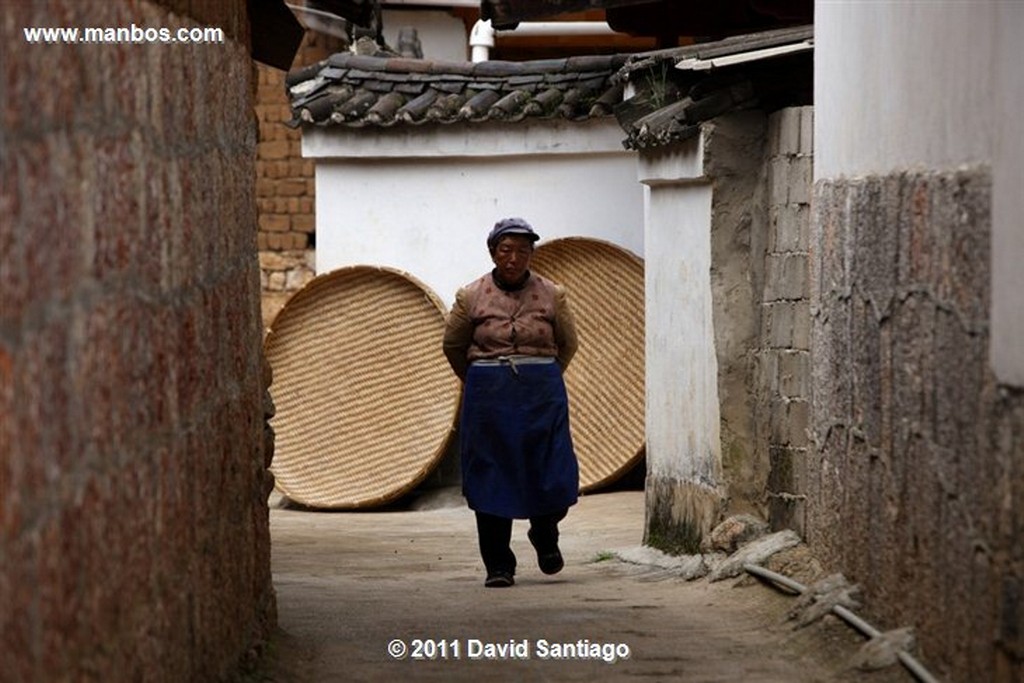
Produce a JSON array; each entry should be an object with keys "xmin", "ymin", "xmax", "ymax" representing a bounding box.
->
[{"xmin": 0, "ymin": 1, "xmax": 275, "ymax": 680}]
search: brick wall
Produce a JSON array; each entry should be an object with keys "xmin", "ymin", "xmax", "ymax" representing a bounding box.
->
[
  {"xmin": 256, "ymin": 31, "xmax": 345, "ymax": 329},
  {"xmin": 809, "ymin": 168, "xmax": 1023, "ymax": 681},
  {"xmin": 1, "ymin": 1, "xmax": 275, "ymax": 680},
  {"xmin": 758, "ymin": 107, "xmax": 812, "ymax": 534}
]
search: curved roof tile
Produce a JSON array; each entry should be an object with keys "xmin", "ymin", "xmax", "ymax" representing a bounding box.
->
[{"xmin": 286, "ymin": 52, "xmax": 630, "ymax": 128}]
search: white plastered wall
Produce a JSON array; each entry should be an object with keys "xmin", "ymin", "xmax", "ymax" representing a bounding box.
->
[
  {"xmin": 381, "ymin": 9, "xmax": 468, "ymax": 62},
  {"xmin": 639, "ymin": 138, "xmax": 722, "ymax": 487},
  {"xmin": 305, "ymin": 119, "xmax": 644, "ymax": 306}
]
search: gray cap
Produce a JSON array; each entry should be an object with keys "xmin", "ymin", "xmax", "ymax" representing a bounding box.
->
[{"xmin": 487, "ymin": 217, "xmax": 540, "ymax": 250}]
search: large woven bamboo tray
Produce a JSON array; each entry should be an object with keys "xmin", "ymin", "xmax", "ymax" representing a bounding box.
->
[
  {"xmin": 264, "ymin": 265, "xmax": 459, "ymax": 509},
  {"xmin": 531, "ymin": 237, "xmax": 645, "ymax": 492}
]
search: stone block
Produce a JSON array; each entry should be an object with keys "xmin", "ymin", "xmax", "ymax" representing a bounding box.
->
[
  {"xmin": 258, "ymin": 213, "xmax": 289, "ymax": 232},
  {"xmin": 767, "ymin": 444, "xmax": 795, "ymax": 491},
  {"xmin": 769, "ymin": 107, "xmax": 801, "ymax": 156},
  {"xmin": 787, "ymin": 399, "xmax": 810, "ymax": 447},
  {"xmin": 788, "ymin": 154, "xmax": 813, "ymax": 205},
  {"xmin": 769, "ymin": 156, "xmax": 790, "ymax": 204},
  {"xmin": 255, "ymin": 178, "xmax": 276, "ymax": 198},
  {"xmin": 766, "ymin": 301, "xmax": 795, "ymax": 347},
  {"xmin": 797, "ymin": 106, "xmax": 813, "ymax": 154},
  {"xmin": 709, "ymin": 530, "xmax": 801, "ymax": 581},
  {"xmin": 258, "ymin": 140, "xmax": 289, "ymax": 160},
  {"xmin": 703, "ymin": 514, "xmax": 770, "ymax": 554},
  {"xmin": 277, "ymin": 179, "xmax": 307, "ymax": 197},
  {"xmin": 756, "ymin": 348, "xmax": 779, "ymax": 395},
  {"xmin": 765, "ymin": 300, "xmax": 809, "ymax": 350},
  {"xmin": 285, "ymin": 268, "xmax": 314, "ymax": 291},
  {"xmin": 764, "ymin": 253, "xmax": 809, "ymax": 302},
  {"xmin": 773, "ymin": 203, "xmax": 810, "ymax": 253},
  {"xmin": 267, "ymin": 272, "xmax": 287, "ymax": 290},
  {"xmin": 770, "ymin": 397, "xmax": 809, "ymax": 447},
  {"xmin": 260, "ymin": 250, "xmax": 300, "ymax": 271},
  {"xmin": 292, "ymin": 214, "xmax": 315, "ymax": 233},
  {"xmin": 777, "ymin": 350, "xmax": 809, "ymax": 398},
  {"xmin": 286, "ymin": 232, "xmax": 309, "ymax": 249},
  {"xmin": 792, "ymin": 301, "xmax": 811, "ymax": 351},
  {"xmin": 287, "ymin": 159, "xmax": 308, "ymax": 177}
]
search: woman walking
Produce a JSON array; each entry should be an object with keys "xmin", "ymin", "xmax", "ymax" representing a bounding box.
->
[{"xmin": 442, "ymin": 217, "xmax": 580, "ymax": 588}]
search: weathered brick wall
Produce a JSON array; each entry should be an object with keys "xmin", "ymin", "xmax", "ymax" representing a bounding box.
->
[
  {"xmin": 757, "ymin": 107, "xmax": 812, "ymax": 533},
  {"xmin": 809, "ymin": 168, "xmax": 1023, "ymax": 681},
  {"xmin": 1, "ymin": 1, "xmax": 275, "ymax": 680},
  {"xmin": 256, "ymin": 31, "xmax": 344, "ymax": 329}
]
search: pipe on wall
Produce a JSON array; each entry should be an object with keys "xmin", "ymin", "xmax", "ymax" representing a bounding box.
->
[
  {"xmin": 469, "ymin": 19, "xmax": 619, "ymax": 62},
  {"xmin": 742, "ymin": 563, "xmax": 942, "ymax": 683}
]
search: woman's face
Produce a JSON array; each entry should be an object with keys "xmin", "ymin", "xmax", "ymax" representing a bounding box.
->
[{"xmin": 491, "ymin": 235, "xmax": 534, "ymax": 284}]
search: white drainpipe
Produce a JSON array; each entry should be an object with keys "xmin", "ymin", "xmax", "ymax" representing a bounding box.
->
[{"xmin": 470, "ymin": 19, "xmax": 619, "ymax": 62}]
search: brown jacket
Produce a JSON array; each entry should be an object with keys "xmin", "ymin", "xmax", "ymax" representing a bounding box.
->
[{"xmin": 442, "ymin": 271, "xmax": 579, "ymax": 380}]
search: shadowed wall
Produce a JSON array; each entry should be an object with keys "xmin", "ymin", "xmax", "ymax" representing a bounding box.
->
[{"xmin": 0, "ymin": 1, "xmax": 275, "ymax": 679}]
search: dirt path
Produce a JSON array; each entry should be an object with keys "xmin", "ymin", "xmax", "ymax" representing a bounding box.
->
[{"xmin": 257, "ymin": 490, "xmax": 911, "ymax": 682}]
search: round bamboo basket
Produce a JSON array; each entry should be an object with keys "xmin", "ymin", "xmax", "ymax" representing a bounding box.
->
[
  {"xmin": 532, "ymin": 238, "xmax": 645, "ymax": 492},
  {"xmin": 264, "ymin": 265, "xmax": 459, "ymax": 509}
]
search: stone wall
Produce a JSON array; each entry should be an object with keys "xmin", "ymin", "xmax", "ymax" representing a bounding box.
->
[
  {"xmin": 757, "ymin": 107, "xmax": 812, "ymax": 533},
  {"xmin": 809, "ymin": 167, "xmax": 1023, "ymax": 681},
  {"xmin": 256, "ymin": 31, "xmax": 344, "ymax": 329},
  {"xmin": 1, "ymin": 1, "xmax": 275, "ymax": 680}
]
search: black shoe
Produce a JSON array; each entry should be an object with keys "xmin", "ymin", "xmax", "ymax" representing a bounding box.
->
[
  {"xmin": 484, "ymin": 570, "xmax": 515, "ymax": 588},
  {"xmin": 528, "ymin": 529, "xmax": 564, "ymax": 575}
]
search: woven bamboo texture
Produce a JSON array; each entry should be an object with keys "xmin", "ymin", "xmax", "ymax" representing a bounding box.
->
[
  {"xmin": 531, "ymin": 238, "xmax": 645, "ymax": 492},
  {"xmin": 264, "ymin": 266, "xmax": 459, "ymax": 509}
]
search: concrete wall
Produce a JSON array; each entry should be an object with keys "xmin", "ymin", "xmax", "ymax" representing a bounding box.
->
[
  {"xmin": 757, "ymin": 107, "xmax": 812, "ymax": 533},
  {"xmin": 704, "ymin": 112, "xmax": 770, "ymax": 520},
  {"xmin": 305, "ymin": 119, "xmax": 644, "ymax": 307},
  {"xmin": 813, "ymin": 3, "xmax": 1023, "ymax": 680},
  {"xmin": 638, "ymin": 112, "xmax": 772, "ymax": 552},
  {"xmin": 1, "ymin": 1, "xmax": 275, "ymax": 680},
  {"xmin": 639, "ymin": 136, "xmax": 721, "ymax": 553}
]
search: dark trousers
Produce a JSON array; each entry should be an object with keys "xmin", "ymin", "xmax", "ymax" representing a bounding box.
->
[{"xmin": 475, "ymin": 509, "xmax": 567, "ymax": 575}]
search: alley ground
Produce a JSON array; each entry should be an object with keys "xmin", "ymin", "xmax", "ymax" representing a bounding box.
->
[{"xmin": 256, "ymin": 489, "xmax": 913, "ymax": 682}]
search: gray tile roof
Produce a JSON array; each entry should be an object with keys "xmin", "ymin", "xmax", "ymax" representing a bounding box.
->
[
  {"xmin": 284, "ymin": 25, "xmax": 813, "ymax": 152},
  {"xmin": 615, "ymin": 25, "xmax": 813, "ymax": 149},
  {"xmin": 286, "ymin": 52, "xmax": 629, "ymax": 128}
]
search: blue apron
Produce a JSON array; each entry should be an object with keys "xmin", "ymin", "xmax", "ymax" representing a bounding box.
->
[{"xmin": 459, "ymin": 359, "xmax": 579, "ymax": 519}]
